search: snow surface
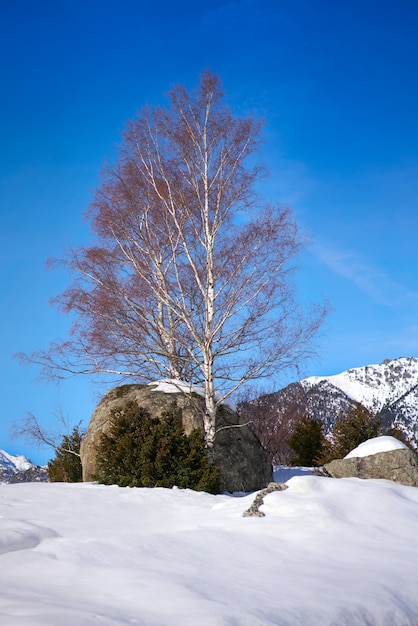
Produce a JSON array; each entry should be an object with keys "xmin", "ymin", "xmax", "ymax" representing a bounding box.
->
[
  {"xmin": 344, "ymin": 435, "xmax": 409, "ymax": 459},
  {"xmin": 1, "ymin": 477, "xmax": 418, "ymax": 624},
  {"xmin": 273, "ymin": 465, "xmax": 315, "ymax": 482},
  {"xmin": 149, "ymin": 379, "xmax": 236, "ymax": 410}
]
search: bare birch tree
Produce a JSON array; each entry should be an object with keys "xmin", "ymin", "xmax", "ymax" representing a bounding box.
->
[
  {"xmin": 20, "ymin": 72, "xmax": 326, "ymax": 452},
  {"xmin": 12, "ymin": 410, "xmax": 83, "ymax": 459}
]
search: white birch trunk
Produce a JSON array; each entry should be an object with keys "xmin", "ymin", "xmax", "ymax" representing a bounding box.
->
[{"xmin": 201, "ymin": 96, "xmax": 218, "ymax": 455}]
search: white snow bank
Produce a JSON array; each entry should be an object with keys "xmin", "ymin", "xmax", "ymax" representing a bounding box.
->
[
  {"xmin": 0, "ymin": 519, "xmax": 57, "ymax": 555},
  {"xmin": 1, "ymin": 478, "xmax": 418, "ymax": 624},
  {"xmin": 149, "ymin": 379, "xmax": 236, "ymax": 410},
  {"xmin": 344, "ymin": 435, "xmax": 409, "ymax": 459}
]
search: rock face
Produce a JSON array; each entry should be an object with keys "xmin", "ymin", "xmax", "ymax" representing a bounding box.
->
[
  {"xmin": 324, "ymin": 448, "xmax": 418, "ymax": 487},
  {"xmin": 80, "ymin": 383, "xmax": 272, "ymax": 492},
  {"xmin": 8, "ymin": 466, "xmax": 49, "ymax": 484}
]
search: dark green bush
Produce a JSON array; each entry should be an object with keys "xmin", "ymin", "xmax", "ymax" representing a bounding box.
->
[
  {"xmin": 95, "ymin": 401, "xmax": 221, "ymax": 493},
  {"xmin": 48, "ymin": 425, "xmax": 83, "ymax": 482},
  {"xmin": 287, "ymin": 416, "xmax": 325, "ymax": 466},
  {"xmin": 317, "ymin": 402, "xmax": 381, "ymax": 464}
]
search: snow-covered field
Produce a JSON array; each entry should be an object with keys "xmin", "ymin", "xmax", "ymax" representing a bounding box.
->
[{"xmin": 1, "ymin": 472, "xmax": 418, "ymax": 625}]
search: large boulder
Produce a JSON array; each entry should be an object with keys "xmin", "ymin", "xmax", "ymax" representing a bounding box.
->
[
  {"xmin": 324, "ymin": 447, "xmax": 418, "ymax": 487},
  {"xmin": 80, "ymin": 383, "xmax": 272, "ymax": 492}
]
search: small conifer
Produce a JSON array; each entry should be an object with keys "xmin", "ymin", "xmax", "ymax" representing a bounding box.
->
[
  {"xmin": 318, "ymin": 403, "xmax": 381, "ymax": 464},
  {"xmin": 48, "ymin": 425, "xmax": 83, "ymax": 482},
  {"xmin": 287, "ymin": 416, "xmax": 325, "ymax": 466},
  {"xmin": 95, "ymin": 401, "xmax": 221, "ymax": 493}
]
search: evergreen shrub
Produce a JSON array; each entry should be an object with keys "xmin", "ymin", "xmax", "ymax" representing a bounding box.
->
[
  {"xmin": 287, "ymin": 416, "xmax": 324, "ymax": 466},
  {"xmin": 317, "ymin": 402, "xmax": 381, "ymax": 464},
  {"xmin": 95, "ymin": 401, "xmax": 221, "ymax": 493},
  {"xmin": 48, "ymin": 426, "xmax": 83, "ymax": 482}
]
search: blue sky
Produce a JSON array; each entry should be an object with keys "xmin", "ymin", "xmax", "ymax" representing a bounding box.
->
[{"xmin": 2, "ymin": 0, "xmax": 418, "ymax": 464}]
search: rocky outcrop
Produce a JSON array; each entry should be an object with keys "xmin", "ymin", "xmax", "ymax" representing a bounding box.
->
[
  {"xmin": 80, "ymin": 383, "xmax": 272, "ymax": 492},
  {"xmin": 8, "ymin": 466, "xmax": 49, "ymax": 483},
  {"xmin": 324, "ymin": 448, "xmax": 418, "ymax": 487}
]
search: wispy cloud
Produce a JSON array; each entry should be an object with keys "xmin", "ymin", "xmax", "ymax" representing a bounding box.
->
[{"xmin": 313, "ymin": 241, "xmax": 418, "ymax": 307}]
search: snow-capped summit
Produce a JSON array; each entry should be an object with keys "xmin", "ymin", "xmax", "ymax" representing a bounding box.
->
[
  {"xmin": 0, "ymin": 449, "xmax": 33, "ymax": 471},
  {"xmin": 303, "ymin": 357, "xmax": 418, "ymax": 411},
  {"xmin": 246, "ymin": 357, "xmax": 418, "ymax": 447},
  {"xmin": 0, "ymin": 449, "xmax": 36, "ymax": 483}
]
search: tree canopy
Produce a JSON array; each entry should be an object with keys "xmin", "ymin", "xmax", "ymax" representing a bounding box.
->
[{"xmin": 22, "ymin": 71, "xmax": 325, "ymax": 449}]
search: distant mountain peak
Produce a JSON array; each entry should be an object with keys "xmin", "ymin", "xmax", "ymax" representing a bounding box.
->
[
  {"xmin": 302, "ymin": 357, "xmax": 418, "ymax": 411},
  {"xmin": 0, "ymin": 450, "xmax": 33, "ymax": 472},
  {"xmin": 245, "ymin": 357, "xmax": 418, "ymax": 459},
  {"xmin": 0, "ymin": 450, "xmax": 48, "ymax": 484}
]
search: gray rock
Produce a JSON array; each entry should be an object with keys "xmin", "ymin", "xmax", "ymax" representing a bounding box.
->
[
  {"xmin": 324, "ymin": 448, "xmax": 418, "ymax": 487},
  {"xmin": 243, "ymin": 482, "xmax": 289, "ymax": 517},
  {"xmin": 80, "ymin": 383, "xmax": 272, "ymax": 492}
]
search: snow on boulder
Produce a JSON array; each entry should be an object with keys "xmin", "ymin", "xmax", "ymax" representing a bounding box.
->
[
  {"xmin": 324, "ymin": 437, "xmax": 418, "ymax": 487},
  {"xmin": 149, "ymin": 379, "xmax": 236, "ymax": 410},
  {"xmin": 149, "ymin": 379, "xmax": 206, "ymax": 396},
  {"xmin": 344, "ymin": 436, "xmax": 408, "ymax": 459}
]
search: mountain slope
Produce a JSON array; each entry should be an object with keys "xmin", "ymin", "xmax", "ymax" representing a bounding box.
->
[
  {"xmin": 0, "ymin": 450, "xmax": 48, "ymax": 483},
  {"xmin": 0, "ymin": 450, "xmax": 33, "ymax": 482},
  {"xmin": 303, "ymin": 356, "xmax": 418, "ymax": 411},
  {"xmin": 246, "ymin": 358, "xmax": 418, "ymax": 454},
  {"xmin": 302, "ymin": 357, "xmax": 418, "ymax": 441}
]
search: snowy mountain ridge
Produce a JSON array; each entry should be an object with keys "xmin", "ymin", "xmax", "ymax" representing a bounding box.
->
[
  {"xmin": 245, "ymin": 357, "xmax": 418, "ymax": 449},
  {"xmin": 0, "ymin": 449, "xmax": 33, "ymax": 481},
  {"xmin": 0, "ymin": 450, "xmax": 48, "ymax": 484},
  {"xmin": 302, "ymin": 356, "xmax": 418, "ymax": 411}
]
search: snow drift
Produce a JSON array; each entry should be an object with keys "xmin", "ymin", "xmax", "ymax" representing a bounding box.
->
[{"xmin": 1, "ymin": 474, "xmax": 418, "ymax": 625}]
